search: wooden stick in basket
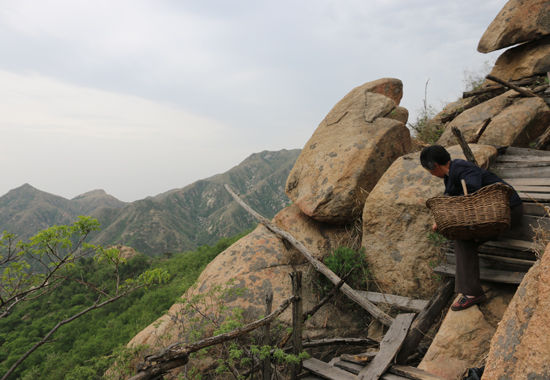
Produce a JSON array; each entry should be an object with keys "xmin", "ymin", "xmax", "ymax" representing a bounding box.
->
[{"xmin": 461, "ymin": 179, "xmax": 468, "ymax": 195}]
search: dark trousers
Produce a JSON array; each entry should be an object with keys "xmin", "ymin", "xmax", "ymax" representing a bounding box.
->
[{"xmin": 454, "ymin": 203, "xmax": 524, "ymax": 296}]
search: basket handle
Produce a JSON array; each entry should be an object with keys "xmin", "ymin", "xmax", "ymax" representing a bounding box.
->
[{"xmin": 461, "ymin": 179, "xmax": 468, "ymax": 195}]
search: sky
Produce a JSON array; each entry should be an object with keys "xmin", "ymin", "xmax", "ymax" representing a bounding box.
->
[{"xmin": 0, "ymin": 0, "xmax": 508, "ymax": 202}]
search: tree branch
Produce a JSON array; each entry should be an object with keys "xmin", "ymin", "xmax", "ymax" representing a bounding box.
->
[{"xmin": 131, "ymin": 296, "xmax": 296, "ymax": 380}]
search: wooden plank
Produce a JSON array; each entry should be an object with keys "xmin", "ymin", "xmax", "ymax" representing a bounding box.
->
[
  {"xmin": 396, "ymin": 279, "xmax": 454, "ymax": 364},
  {"xmin": 503, "ymin": 147, "xmax": 550, "ymax": 157},
  {"xmin": 359, "ymin": 313, "xmax": 416, "ymax": 380},
  {"xmin": 446, "ymin": 252, "xmax": 535, "ymax": 271},
  {"xmin": 496, "ymin": 156, "xmax": 550, "ymax": 163},
  {"xmin": 490, "ymin": 165, "xmax": 550, "ymax": 179},
  {"xmin": 517, "ymin": 192, "xmax": 550, "ymax": 202},
  {"xmin": 502, "ymin": 178, "xmax": 550, "ymax": 186},
  {"xmin": 522, "ymin": 202, "xmax": 550, "ymax": 217},
  {"xmin": 483, "ymin": 238, "xmax": 538, "ymax": 251},
  {"xmin": 388, "ymin": 365, "xmax": 446, "ymax": 380},
  {"xmin": 495, "ymin": 160, "xmax": 550, "ymax": 167},
  {"xmin": 303, "ymin": 358, "xmax": 357, "ymax": 380},
  {"xmin": 512, "ymin": 185, "xmax": 550, "ymax": 193},
  {"xmin": 333, "ymin": 359, "xmax": 364, "ymax": 375},
  {"xmin": 433, "ymin": 264, "xmax": 525, "ymax": 284},
  {"xmin": 355, "ymin": 291, "xmax": 429, "ymax": 313},
  {"xmin": 341, "ymin": 352, "xmax": 377, "ymax": 365}
]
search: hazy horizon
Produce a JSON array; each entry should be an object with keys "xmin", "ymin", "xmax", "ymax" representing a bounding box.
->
[{"xmin": 0, "ymin": 1, "xmax": 507, "ymax": 201}]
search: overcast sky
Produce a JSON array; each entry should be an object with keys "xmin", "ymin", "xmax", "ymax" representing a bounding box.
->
[{"xmin": 0, "ymin": 0, "xmax": 507, "ymax": 201}]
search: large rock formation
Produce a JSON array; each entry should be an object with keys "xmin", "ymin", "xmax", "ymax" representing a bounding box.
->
[
  {"xmin": 483, "ymin": 244, "xmax": 550, "ymax": 379},
  {"xmin": 286, "ymin": 78, "xmax": 412, "ymax": 224},
  {"xmin": 129, "ymin": 204, "xmax": 364, "ymax": 351},
  {"xmin": 361, "ymin": 145, "xmax": 498, "ymax": 299},
  {"xmin": 478, "ymin": 0, "xmax": 550, "ymax": 53},
  {"xmin": 487, "ymin": 36, "xmax": 550, "ymax": 82},
  {"xmin": 437, "ymin": 90, "xmax": 550, "ymax": 148}
]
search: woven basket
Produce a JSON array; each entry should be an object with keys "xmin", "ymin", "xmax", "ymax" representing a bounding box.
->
[{"xmin": 426, "ymin": 182, "xmax": 513, "ymax": 240}]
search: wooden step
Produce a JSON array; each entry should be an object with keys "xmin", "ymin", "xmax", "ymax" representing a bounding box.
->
[
  {"xmin": 303, "ymin": 358, "xmax": 357, "ymax": 380},
  {"xmin": 433, "ymin": 263, "xmax": 526, "ymax": 284},
  {"xmin": 355, "ymin": 291, "xmax": 429, "ymax": 313}
]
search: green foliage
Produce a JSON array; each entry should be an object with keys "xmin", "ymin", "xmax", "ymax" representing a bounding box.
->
[
  {"xmin": 318, "ymin": 246, "xmax": 369, "ymax": 296},
  {"xmin": 427, "ymin": 231, "xmax": 448, "ymax": 247},
  {"xmin": 0, "ymin": 228, "xmax": 245, "ymax": 379}
]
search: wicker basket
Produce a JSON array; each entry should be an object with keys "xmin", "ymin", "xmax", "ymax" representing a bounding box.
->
[{"xmin": 426, "ymin": 183, "xmax": 513, "ymax": 240}]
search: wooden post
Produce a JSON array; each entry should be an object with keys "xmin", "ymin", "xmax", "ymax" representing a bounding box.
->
[
  {"xmin": 262, "ymin": 293, "xmax": 273, "ymax": 380},
  {"xmin": 396, "ymin": 278, "xmax": 454, "ymax": 364},
  {"xmin": 451, "ymin": 127, "xmax": 479, "ymax": 166},
  {"xmin": 290, "ymin": 272, "xmax": 303, "ymax": 380}
]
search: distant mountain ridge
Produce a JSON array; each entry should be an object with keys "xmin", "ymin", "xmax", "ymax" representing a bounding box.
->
[{"xmin": 0, "ymin": 149, "xmax": 300, "ymax": 255}]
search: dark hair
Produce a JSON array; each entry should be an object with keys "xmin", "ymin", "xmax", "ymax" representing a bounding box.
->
[{"xmin": 420, "ymin": 145, "xmax": 451, "ymax": 170}]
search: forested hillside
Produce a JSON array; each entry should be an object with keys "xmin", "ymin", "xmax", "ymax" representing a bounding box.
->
[
  {"xmin": 0, "ymin": 232, "xmax": 246, "ymax": 380},
  {"xmin": 0, "ymin": 149, "xmax": 300, "ymax": 255}
]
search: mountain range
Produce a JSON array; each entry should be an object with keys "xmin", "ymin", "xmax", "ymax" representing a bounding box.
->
[{"xmin": 0, "ymin": 149, "xmax": 300, "ymax": 255}]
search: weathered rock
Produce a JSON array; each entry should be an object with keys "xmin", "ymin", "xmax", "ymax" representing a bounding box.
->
[
  {"xmin": 478, "ymin": 96, "xmax": 550, "ymax": 146},
  {"xmin": 487, "ymin": 36, "xmax": 550, "ymax": 82},
  {"xmin": 419, "ymin": 288, "xmax": 514, "ymax": 380},
  {"xmin": 361, "ymin": 145, "xmax": 497, "ymax": 299},
  {"xmin": 437, "ymin": 90, "xmax": 550, "ymax": 147},
  {"xmin": 387, "ymin": 106, "xmax": 409, "ymax": 124},
  {"xmin": 478, "ymin": 0, "xmax": 550, "ymax": 53},
  {"xmin": 129, "ymin": 204, "xmax": 362, "ymax": 351},
  {"xmin": 286, "ymin": 78, "xmax": 412, "ymax": 223},
  {"xmin": 483, "ymin": 244, "xmax": 550, "ymax": 379}
]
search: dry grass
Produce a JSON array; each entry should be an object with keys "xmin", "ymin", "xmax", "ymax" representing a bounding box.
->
[{"xmin": 530, "ymin": 203, "xmax": 550, "ymax": 260}]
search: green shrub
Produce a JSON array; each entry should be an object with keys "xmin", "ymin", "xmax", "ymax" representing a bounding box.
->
[{"xmin": 319, "ymin": 246, "xmax": 369, "ymax": 295}]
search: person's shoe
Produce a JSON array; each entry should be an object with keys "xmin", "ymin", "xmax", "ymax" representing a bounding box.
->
[{"xmin": 451, "ymin": 294, "xmax": 487, "ymax": 311}]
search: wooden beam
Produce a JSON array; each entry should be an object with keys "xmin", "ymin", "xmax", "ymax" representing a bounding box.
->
[
  {"xmin": 358, "ymin": 313, "xmax": 416, "ymax": 380},
  {"xmin": 503, "ymin": 147, "xmax": 550, "ymax": 157},
  {"xmin": 433, "ymin": 264, "xmax": 525, "ymax": 284},
  {"xmin": 225, "ymin": 184, "xmax": 394, "ymax": 327},
  {"xmin": 490, "ymin": 165, "xmax": 550, "ymax": 179},
  {"xmin": 355, "ymin": 291, "xmax": 429, "ymax": 313},
  {"xmin": 396, "ymin": 279, "xmax": 454, "ymax": 364},
  {"xmin": 486, "ymin": 74, "xmax": 542, "ymax": 99},
  {"xmin": 472, "ymin": 118, "xmax": 491, "ymax": 143}
]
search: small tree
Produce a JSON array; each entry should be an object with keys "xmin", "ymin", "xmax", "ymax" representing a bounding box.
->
[{"xmin": 0, "ymin": 217, "xmax": 168, "ymax": 380}]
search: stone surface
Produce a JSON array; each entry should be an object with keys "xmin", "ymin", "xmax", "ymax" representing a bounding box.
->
[
  {"xmin": 487, "ymin": 36, "xmax": 550, "ymax": 81},
  {"xmin": 478, "ymin": 96, "xmax": 550, "ymax": 147},
  {"xmin": 361, "ymin": 145, "xmax": 497, "ymax": 299},
  {"xmin": 418, "ymin": 288, "xmax": 513, "ymax": 380},
  {"xmin": 437, "ymin": 90, "xmax": 550, "ymax": 147},
  {"xmin": 483, "ymin": 244, "xmax": 550, "ymax": 379},
  {"xmin": 478, "ymin": 0, "xmax": 550, "ymax": 53},
  {"xmin": 286, "ymin": 78, "xmax": 412, "ymax": 224},
  {"xmin": 387, "ymin": 106, "xmax": 409, "ymax": 124},
  {"xmin": 129, "ymin": 204, "xmax": 363, "ymax": 350}
]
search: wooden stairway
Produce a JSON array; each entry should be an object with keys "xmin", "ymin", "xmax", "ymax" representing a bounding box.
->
[{"xmin": 434, "ymin": 146, "xmax": 550, "ymax": 284}]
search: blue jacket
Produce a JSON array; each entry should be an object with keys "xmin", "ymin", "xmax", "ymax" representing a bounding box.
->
[{"xmin": 443, "ymin": 159, "xmax": 522, "ymax": 207}]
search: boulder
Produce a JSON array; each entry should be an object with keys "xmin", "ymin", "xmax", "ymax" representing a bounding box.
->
[
  {"xmin": 487, "ymin": 36, "xmax": 550, "ymax": 82},
  {"xmin": 478, "ymin": 0, "xmax": 550, "ymax": 53},
  {"xmin": 129, "ymin": 204, "xmax": 363, "ymax": 350},
  {"xmin": 478, "ymin": 96, "xmax": 550, "ymax": 147},
  {"xmin": 361, "ymin": 145, "xmax": 497, "ymax": 299},
  {"xmin": 286, "ymin": 78, "xmax": 412, "ymax": 224},
  {"xmin": 419, "ymin": 288, "xmax": 514, "ymax": 380},
  {"xmin": 437, "ymin": 90, "xmax": 550, "ymax": 147},
  {"xmin": 483, "ymin": 244, "xmax": 550, "ymax": 379}
]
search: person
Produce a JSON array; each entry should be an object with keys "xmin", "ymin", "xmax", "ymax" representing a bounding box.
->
[{"xmin": 420, "ymin": 145, "xmax": 523, "ymax": 311}]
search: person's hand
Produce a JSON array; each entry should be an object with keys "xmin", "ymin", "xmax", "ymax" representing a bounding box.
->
[{"xmin": 432, "ymin": 223, "xmax": 438, "ymax": 231}]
